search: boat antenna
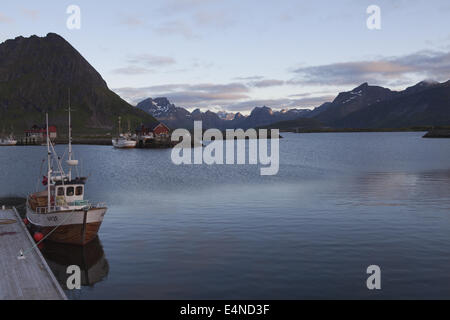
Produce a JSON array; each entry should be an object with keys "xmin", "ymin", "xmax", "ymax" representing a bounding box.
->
[
  {"xmin": 46, "ymin": 113, "xmax": 51, "ymax": 213},
  {"xmin": 66, "ymin": 88, "xmax": 78, "ymax": 181},
  {"xmin": 68, "ymin": 89, "xmax": 72, "ymax": 181}
]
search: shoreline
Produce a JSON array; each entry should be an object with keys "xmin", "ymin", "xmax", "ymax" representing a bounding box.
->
[
  {"xmin": 7, "ymin": 127, "xmax": 450, "ymax": 147},
  {"xmin": 423, "ymin": 129, "xmax": 450, "ymax": 138},
  {"xmin": 278, "ymin": 127, "xmax": 445, "ymax": 134}
]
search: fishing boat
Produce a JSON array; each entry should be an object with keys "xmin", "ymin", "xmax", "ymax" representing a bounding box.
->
[
  {"xmin": 112, "ymin": 116, "xmax": 137, "ymax": 149},
  {"xmin": 112, "ymin": 134, "xmax": 137, "ymax": 149},
  {"xmin": 0, "ymin": 133, "xmax": 17, "ymax": 146},
  {"xmin": 26, "ymin": 107, "xmax": 107, "ymax": 246},
  {"xmin": 0, "ymin": 136, "xmax": 17, "ymax": 146}
]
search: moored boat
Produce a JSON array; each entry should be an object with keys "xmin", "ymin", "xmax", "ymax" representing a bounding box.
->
[
  {"xmin": 26, "ymin": 106, "xmax": 107, "ymax": 246},
  {"xmin": 112, "ymin": 116, "xmax": 137, "ymax": 149},
  {"xmin": 0, "ymin": 135, "xmax": 17, "ymax": 146},
  {"xmin": 112, "ymin": 135, "xmax": 137, "ymax": 149}
]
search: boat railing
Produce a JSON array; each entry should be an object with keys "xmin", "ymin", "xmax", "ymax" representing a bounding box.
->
[
  {"xmin": 36, "ymin": 206, "xmax": 61, "ymax": 214},
  {"xmin": 34, "ymin": 201, "xmax": 106, "ymax": 213},
  {"xmin": 68, "ymin": 200, "xmax": 90, "ymax": 207},
  {"xmin": 70, "ymin": 200, "xmax": 106, "ymax": 208},
  {"xmin": 92, "ymin": 202, "xmax": 107, "ymax": 208}
]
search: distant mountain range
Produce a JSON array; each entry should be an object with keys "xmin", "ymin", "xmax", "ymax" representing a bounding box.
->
[
  {"xmin": 136, "ymin": 98, "xmax": 312, "ymax": 130},
  {"xmin": 320, "ymin": 81, "xmax": 450, "ymax": 129},
  {"xmin": 137, "ymin": 80, "xmax": 450, "ymax": 131},
  {"xmin": 0, "ymin": 33, "xmax": 156, "ymax": 134},
  {"xmin": 307, "ymin": 80, "xmax": 450, "ymax": 129},
  {"xmin": 1, "ymin": 33, "xmax": 448, "ymax": 135}
]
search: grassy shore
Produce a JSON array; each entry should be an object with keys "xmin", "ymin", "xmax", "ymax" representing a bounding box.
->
[
  {"xmin": 279, "ymin": 126, "xmax": 446, "ymax": 133},
  {"xmin": 423, "ymin": 128, "xmax": 450, "ymax": 138}
]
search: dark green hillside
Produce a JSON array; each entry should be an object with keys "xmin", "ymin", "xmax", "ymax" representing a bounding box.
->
[{"xmin": 0, "ymin": 33, "xmax": 156, "ymax": 136}]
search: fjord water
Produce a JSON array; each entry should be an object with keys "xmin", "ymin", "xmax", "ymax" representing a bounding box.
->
[{"xmin": 1, "ymin": 132, "xmax": 450, "ymax": 299}]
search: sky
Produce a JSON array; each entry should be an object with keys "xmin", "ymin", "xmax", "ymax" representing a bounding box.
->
[{"xmin": 1, "ymin": 0, "xmax": 450, "ymax": 114}]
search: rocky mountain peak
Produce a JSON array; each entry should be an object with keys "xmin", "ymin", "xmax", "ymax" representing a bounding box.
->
[{"xmin": 0, "ymin": 33, "xmax": 155, "ymax": 131}]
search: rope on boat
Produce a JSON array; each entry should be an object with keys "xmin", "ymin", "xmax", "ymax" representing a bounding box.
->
[
  {"xmin": 0, "ymin": 219, "xmax": 17, "ymax": 225},
  {"xmin": 15, "ymin": 203, "xmax": 26, "ymax": 209},
  {"xmin": 20, "ymin": 209, "xmax": 78, "ymax": 258},
  {"xmin": 35, "ymin": 159, "xmax": 46, "ymax": 192}
]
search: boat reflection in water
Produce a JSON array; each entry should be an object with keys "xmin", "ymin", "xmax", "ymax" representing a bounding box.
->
[{"xmin": 41, "ymin": 236, "xmax": 109, "ymax": 292}]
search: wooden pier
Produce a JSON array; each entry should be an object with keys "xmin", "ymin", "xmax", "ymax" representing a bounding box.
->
[{"xmin": 0, "ymin": 207, "xmax": 67, "ymax": 300}]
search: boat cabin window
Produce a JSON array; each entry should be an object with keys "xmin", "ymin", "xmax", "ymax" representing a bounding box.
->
[
  {"xmin": 66, "ymin": 187, "xmax": 75, "ymax": 196},
  {"xmin": 57, "ymin": 187, "xmax": 64, "ymax": 196},
  {"xmin": 76, "ymin": 186, "xmax": 83, "ymax": 196}
]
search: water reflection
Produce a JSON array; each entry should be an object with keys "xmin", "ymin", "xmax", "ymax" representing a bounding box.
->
[
  {"xmin": 335, "ymin": 170, "xmax": 450, "ymax": 208},
  {"xmin": 41, "ymin": 236, "xmax": 109, "ymax": 289},
  {"xmin": 2, "ymin": 133, "xmax": 450, "ymax": 299}
]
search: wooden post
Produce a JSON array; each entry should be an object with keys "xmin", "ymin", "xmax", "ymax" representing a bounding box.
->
[{"xmin": 81, "ymin": 209, "xmax": 88, "ymax": 245}]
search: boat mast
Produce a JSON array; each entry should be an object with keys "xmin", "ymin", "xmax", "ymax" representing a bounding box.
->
[
  {"xmin": 118, "ymin": 116, "xmax": 122, "ymax": 136},
  {"xmin": 65, "ymin": 89, "xmax": 79, "ymax": 179},
  {"xmin": 46, "ymin": 113, "xmax": 51, "ymax": 213},
  {"xmin": 68, "ymin": 89, "xmax": 73, "ymax": 181}
]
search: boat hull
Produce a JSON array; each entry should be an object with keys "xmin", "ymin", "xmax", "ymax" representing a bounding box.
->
[
  {"xmin": 40, "ymin": 221, "xmax": 102, "ymax": 246},
  {"xmin": 0, "ymin": 141, "xmax": 17, "ymax": 146},
  {"xmin": 112, "ymin": 139, "xmax": 137, "ymax": 149},
  {"xmin": 26, "ymin": 207, "xmax": 107, "ymax": 246}
]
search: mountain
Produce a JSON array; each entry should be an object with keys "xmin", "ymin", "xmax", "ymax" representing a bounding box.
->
[
  {"xmin": 136, "ymin": 97, "xmax": 192, "ymax": 129},
  {"xmin": 313, "ymin": 83, "xmax": 395, "ymax": 125},
  {"xmin": 137, "ymin": 79, "xmax": 450, "ymax": 131},
  {"xmin": 261, "ymin": 117, "xmax": 323, "ymax": 131},
  {"xmin": 402, "ymin": 80, "xmax": 440, "ymax": 96},
  {"xmin": 240, "ymin": 106, "xmax": 310, "ymax": 129},
  {"xmin": 137, "ymin": 97, "xmax": 312, "ymax": 130},
  {"xmin": 136, "ymin": 97, "xmax": 181, "ymax": 118},
  {"xmin": 217, "ymin": 111, "xmax": 236, "ymax": 120},
  {"xmin": 332, "ymin": 80, "xmax": 450, "ymax": 128},
  {"xmin": 0, "ymin": 33, "xmax": 156, "ymax": 135},
  {"xmin": 303, "ymin": 102, "xmax": 332, "ymax": 118},
  {"xmin": 264, "ymin": 80, "xmax": 449, "ymax": 131}
]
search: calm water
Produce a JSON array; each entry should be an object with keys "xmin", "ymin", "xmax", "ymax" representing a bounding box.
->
[{"xmin": 1, "ymin": 132, "xmax": 450, "ymax": 299}]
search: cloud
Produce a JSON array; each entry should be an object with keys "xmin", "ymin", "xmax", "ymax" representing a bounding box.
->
[
  {"xmin": 0, "ymin": 12, "xmax": 13, "ymax": 24},
  {"xmin": 291, "ymin": 50, "xmax": 450, "ymax": 86},
  {"xmin": 21, "ymin": 8, "xmax": 39, "ymax": 21},
  {"xmin": 112, "ymin": 66, "xmax": 153, "ymax": 75},
  {"xmin": 113, "ymin": 54, "xmax": 176, "ymax": 75},
  {"xmin": 113, "ymin": 82, "xmax": 250, "ymax": 106},
  {"xmin": 155, "ymin": 91, "xmax": 249, "ymax": 106},
  {"xmin": 193, "ymin": 10, "xmax": 236, "ymax": 29},
  {"xmin": 155, "ymin": 0, "xmax": 235, "ymax": 38},
  {"xmin": 226, "ymin": 95, "xmax": 334, "ymax": 112},
  {"xmin": 192, "ymin": 59, "xmax": 214, "ymax": 69},
  {"xmin": 155, "ymin": 21, "xmax": 197, "ymax": 39},
  {"xmin": 233, "ymin": 76, "xmax": 264, "ymax": 81},
  {"xmin": 160, "ymin": 0, "xmax": 219, "ymax": 12},
  {"xmin": 120, "ymin": 15, "xmax": 145, "ymax": 26},
  {"xmin": 189, "ymin": 83, "xmax": 248, "ymax": 93},
  {"xmin": 114, "ymin": 80, "xmax": 334, "ymax": 113},
  {"xmin": 250, "ymin": 79, "xmax": 285, "ymax": 88},
  {"xmin": 128, "ymin": 54, "xmax": 176, "ymax": 66}
]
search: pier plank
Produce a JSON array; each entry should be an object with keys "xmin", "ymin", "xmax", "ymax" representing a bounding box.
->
[{"xmin": 0, "ymin": 208, "xmax": 67, "ymax": 300}]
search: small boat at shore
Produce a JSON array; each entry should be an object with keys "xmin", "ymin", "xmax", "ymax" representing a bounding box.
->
[
  {"xmin": 112, "ymin": 134, "xmax": 137, "ymax": 149},
  {"xmin": 26, "ymin": 107, "xmax": 107, "ymax": 246},
  {"xmin": 0, "ymin": 134, "xmax": 17, "ymax": 146},
  {"xmin": 112, "ymin": 117, "xmax": 137, "ymax": 149}
]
